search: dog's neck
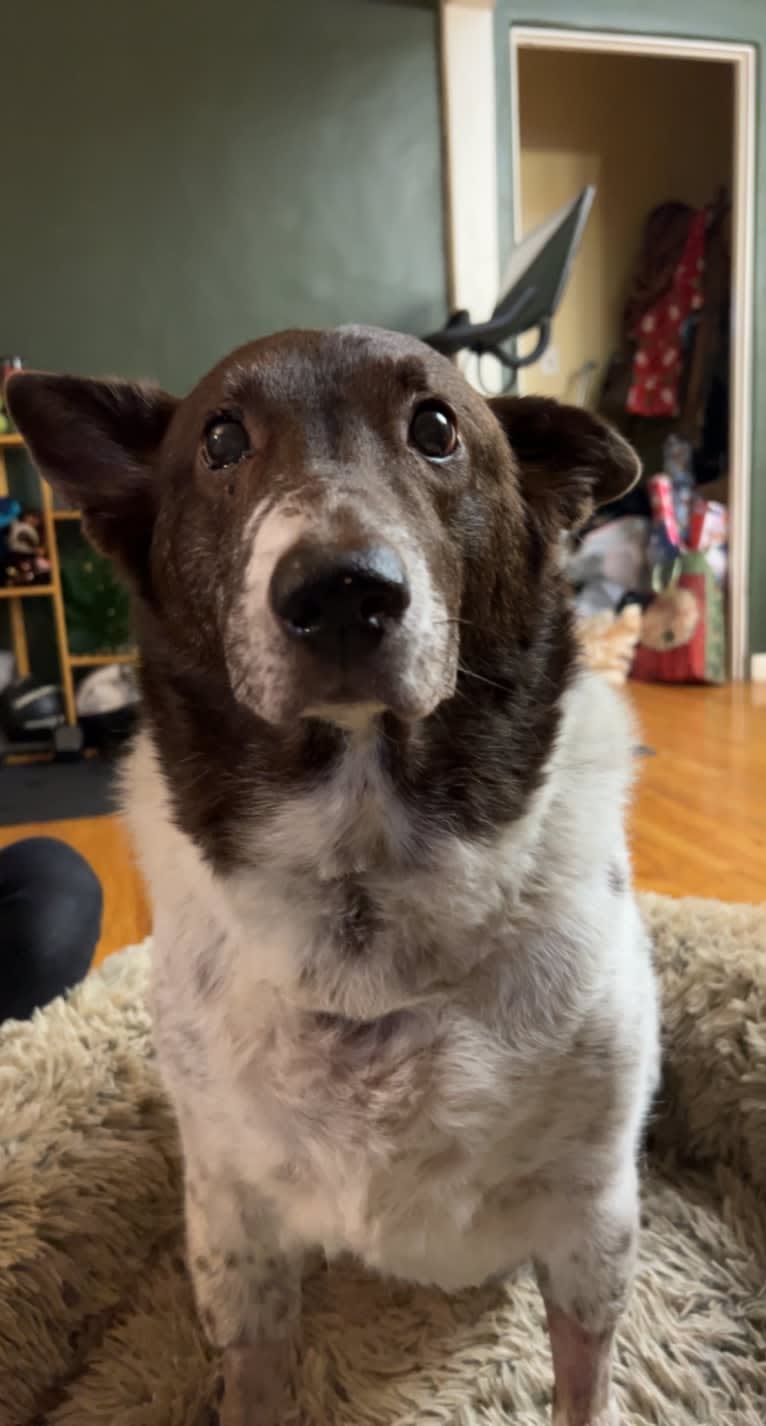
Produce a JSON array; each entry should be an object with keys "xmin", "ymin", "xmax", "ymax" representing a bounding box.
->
[{"xmin": 247, "ymin": 718, "xmax": 423, "ymax": 882}]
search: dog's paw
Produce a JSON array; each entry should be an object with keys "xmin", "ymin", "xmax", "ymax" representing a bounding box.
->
[{"xmin": 221, "ymin": 1340, "xmax": 296, "ymax": 1426}]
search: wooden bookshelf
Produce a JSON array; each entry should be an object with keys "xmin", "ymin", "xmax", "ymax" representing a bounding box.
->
[
  {"xmin": 69, "ymin": 652, "xmax": 136, "ymax": 668},
  {"xmin": 0, "ymin": 585, "xmax": 55, "ymax": 599},
  {"xmin": 0, "ymin": 434, "xmax": 136, "ymax": 722}
]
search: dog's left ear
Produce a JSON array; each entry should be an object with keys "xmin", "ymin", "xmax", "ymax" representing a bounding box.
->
[
  {"xmin": 488, "ymin": 395, "xmax": 640, "ymax": 532},
  {"xmin": 4, "ymin": 371, "xmax": 178, "ymax": 582}
]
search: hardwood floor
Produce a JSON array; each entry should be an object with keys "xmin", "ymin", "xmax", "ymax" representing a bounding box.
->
[
  {"xmin": 629, "ymin": 682, "xmax": 765, "ymax": 903},
  {"xmin": 0, "ymin": 683, "xmax": 762, "ymax": 967}
]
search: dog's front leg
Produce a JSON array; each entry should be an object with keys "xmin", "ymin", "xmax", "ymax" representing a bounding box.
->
[
  {"xmin": 534, "ymin": 1172, "xmax": 638, "ymax": 1426},
  {"xmin": 184, "ymin": 1158, "xmax": 302, "ymax": 1426}
]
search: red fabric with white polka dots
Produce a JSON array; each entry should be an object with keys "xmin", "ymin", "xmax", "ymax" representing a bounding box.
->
[{"xmin": 627, "ymin": 210, "xmax": 706, "ymax": 418}]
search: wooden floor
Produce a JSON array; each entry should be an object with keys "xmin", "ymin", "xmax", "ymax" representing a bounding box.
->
[
  {"xmin": 629, "ymin": 682, "xmax": 765, "ymax": 902},
  {"xmin": 0, "ymin": 683, "xmax": 762, "ymax": 967}
]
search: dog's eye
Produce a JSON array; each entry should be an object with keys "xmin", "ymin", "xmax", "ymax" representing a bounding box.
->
[
  {"xmin": 409, "ymin": 402, "xmax": 458, "ymax": 460},
  {"xmin": 204, "ymin": 418, "xmax": 250, "ymax": 469}
]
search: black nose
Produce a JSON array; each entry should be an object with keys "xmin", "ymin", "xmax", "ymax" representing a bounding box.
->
[{"xmin": 269, "ymin": 543, "xmax": 410, "ymax": 660}]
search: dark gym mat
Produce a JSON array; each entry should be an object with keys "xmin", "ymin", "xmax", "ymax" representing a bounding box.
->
[{"xmin": 0, "ymin": 757, "xmax": 118, "ymax": 825}]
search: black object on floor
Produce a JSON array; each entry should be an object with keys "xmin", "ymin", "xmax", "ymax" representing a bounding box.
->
[
  {"xmin": 0, "ymin": 756, "xmax": 118, "ymax": 826},
  {"xmin": 0, "ymin": 837, "xmax": 102, "ymax": 1020}
]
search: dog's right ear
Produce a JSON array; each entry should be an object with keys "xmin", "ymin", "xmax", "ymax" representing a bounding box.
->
[{"xmin": 4, "ymin": 372, "xmax": 178, "ymax": 580}]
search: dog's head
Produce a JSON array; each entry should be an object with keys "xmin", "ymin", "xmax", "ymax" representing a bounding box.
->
[
  {"xmin": 7, "ymin": 327, "xmax": 639, "ymax": 861},
  {"xmin": 6, "ymin": 327, "xmax": 637, "ymax": 722}
]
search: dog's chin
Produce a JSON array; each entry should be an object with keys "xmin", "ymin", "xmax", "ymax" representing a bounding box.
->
[
  {"xmin": 302, "ymin": 658, "xmax": 459, "ymax": 729},
  {"xmin": 251, "ymin": 672, "xmax": 454, "ymax": 731},
  {"xmin": 302, "ymin": 700, "xmax": 388, "ymax": 732},
  {"xmin": 227, "ymin": 637, "xmax": 458, "ymax": 730},
  {"xmin": 301, "ymin": 683, "xmax": 447, "ymax": 731}
]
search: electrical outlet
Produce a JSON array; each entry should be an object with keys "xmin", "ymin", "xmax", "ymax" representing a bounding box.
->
[
  {"xmin": 751, "ymin": 652, "xmax": 766, "ymax": 682},
  {"xmin": 541, "ymin": 344, "xmax": 560, "ymax": 377}
]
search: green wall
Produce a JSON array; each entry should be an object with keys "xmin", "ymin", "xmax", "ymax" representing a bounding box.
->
[
  {"xmin": 5, "ymin": 0, "xmax": 763, "ymax": 656},
  {"xmin": 1, "ymin": 0, "xmax": 445, "ymax": 678},
  {"xmin": 494, "ymin": 0, "xmax": 765, "ymax": 657},
  {"xmin": 1, "ymin": 0, "xmax": 445, "ymax": 394}
]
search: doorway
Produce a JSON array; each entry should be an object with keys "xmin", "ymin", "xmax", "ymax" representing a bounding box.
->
[{"xmin": 510, "ymin": 29, "xmax": 755, "ymax": 680}]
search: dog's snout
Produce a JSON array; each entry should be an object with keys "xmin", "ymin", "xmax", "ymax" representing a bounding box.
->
[{"xmin": 270, "ymin": 543, "xmax": 410, "ymax": 659}]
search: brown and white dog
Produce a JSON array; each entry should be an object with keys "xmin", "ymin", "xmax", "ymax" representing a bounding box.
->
[{"xmin": 7, "ymin": 327, "xmax": 659, "ymax": 1426}]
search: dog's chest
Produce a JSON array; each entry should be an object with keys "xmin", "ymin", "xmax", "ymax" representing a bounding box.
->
[
  {"xmin": 159, "ymin": 856, "xmax": 609, "ymax": 1276},
  {"xmin": 189, "ymin": 964, "xmax": 561, "ymax": 1280}
]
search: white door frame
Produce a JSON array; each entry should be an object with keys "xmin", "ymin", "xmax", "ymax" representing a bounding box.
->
[
  {"xmin": 439, "ymin": 0, "xmax": 501, "ymax": 389},
  {"xmin": 440, "ymin": 3, "xmax": 756, "ymax": 679}
]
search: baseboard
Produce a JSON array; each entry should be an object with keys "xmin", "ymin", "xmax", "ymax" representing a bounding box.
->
[{"xmin": 750, "ymin": 653, "xmax": 766, "ymax": 682}]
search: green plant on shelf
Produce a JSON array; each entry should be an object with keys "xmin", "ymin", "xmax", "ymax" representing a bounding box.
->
[{"xmin": 60, "ymin": 546, "xmax": 131, "ymax": 654}]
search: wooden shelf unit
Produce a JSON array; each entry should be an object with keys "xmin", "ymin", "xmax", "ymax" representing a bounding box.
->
[
  {"xmin": 0, "ymin": 585, "xmax": 55, "ymax": 599},
  {"xmin": 0, "ymin": 435, "xmax": 136, "ymax": 723},
  {"xmin": 69, "ymin": 651, "xmax": 136, "ymax": 668}
]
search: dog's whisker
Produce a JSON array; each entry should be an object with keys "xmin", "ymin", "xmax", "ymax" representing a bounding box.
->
[
  {"xmin": 457, "ymin": 663, "xmax": 514, "ymax": 695},
  {"xmin": 432, "ymin": 616, "xmax": 479, "ymax": 630}
]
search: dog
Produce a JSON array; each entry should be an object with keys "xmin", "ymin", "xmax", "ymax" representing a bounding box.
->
[{"xmin": 7, "ymin": 326, "xmax": 659, "ymax": 1426}]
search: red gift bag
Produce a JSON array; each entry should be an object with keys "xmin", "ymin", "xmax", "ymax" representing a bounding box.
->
[{"xmin": 631, "ymin": 553, "xmax": 725, "ymax": 685}]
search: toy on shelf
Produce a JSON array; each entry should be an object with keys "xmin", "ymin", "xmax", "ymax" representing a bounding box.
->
[{"xmin": 0, "ymin": 497, "xmax": 52, "ymax": 587}]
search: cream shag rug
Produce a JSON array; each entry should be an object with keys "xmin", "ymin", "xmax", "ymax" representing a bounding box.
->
[{"xmin": 1, "ymin": 894, "xmax": 765, "ymax": 1426}]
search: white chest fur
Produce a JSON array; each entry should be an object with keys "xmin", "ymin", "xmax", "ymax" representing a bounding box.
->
[{"xmin": 125, "ymin": 676, "xmax": 658, "ymax": 1289}]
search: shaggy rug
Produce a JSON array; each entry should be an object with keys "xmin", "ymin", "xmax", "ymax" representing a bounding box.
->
[{"xmin": 0, "ymin": 894, "xmax": 764, "ymax": 1426}]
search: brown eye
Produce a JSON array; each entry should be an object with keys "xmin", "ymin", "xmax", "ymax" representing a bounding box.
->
[
  {"xmin": 409, "ymin": 401, "xmax": 458, "ymax": 460},
  {"xmin": 204, "ymin": 417, "xmax": 250, "ymax": 469}
]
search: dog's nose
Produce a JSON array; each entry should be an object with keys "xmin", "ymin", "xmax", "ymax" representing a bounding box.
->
[{"xmin": 269, "ymin": 543, "xmax": 410, "ymax": 659}]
